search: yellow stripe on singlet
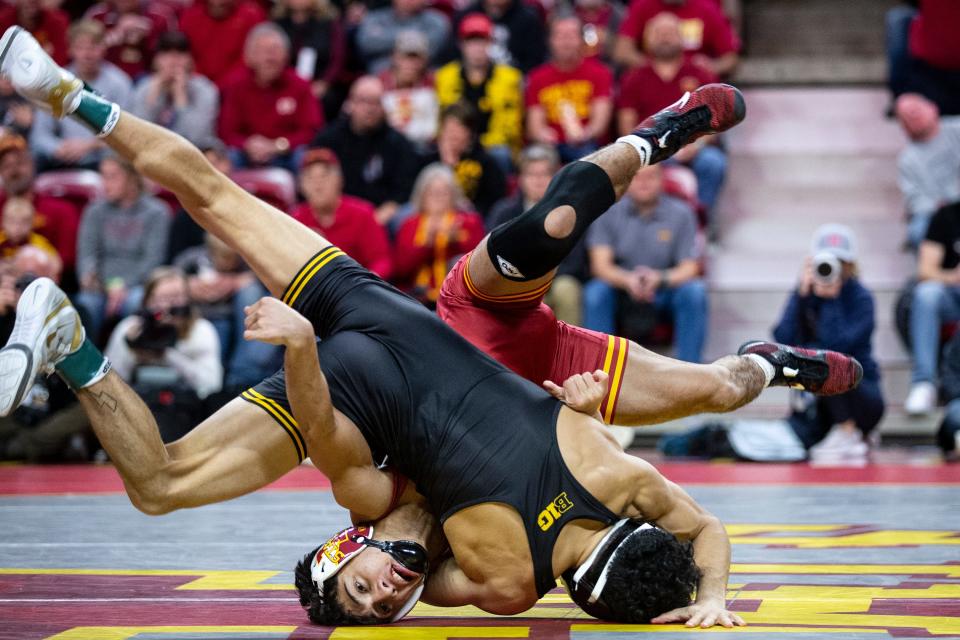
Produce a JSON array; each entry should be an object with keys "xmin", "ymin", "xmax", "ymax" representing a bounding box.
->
[
  {"xmin": 603, "ymin": 337, "xmax": 629, "ymax": 423},
  {"xmin": 461, "ymin": 254, "xmax": 553, "ymax": 303},
  {"xmin": 240, "ymin": 389, "xmax": 306, "ymax": 462},
  {"xmin": 282, "ymin": 247, "xmax": 345, "ymax": 307}
]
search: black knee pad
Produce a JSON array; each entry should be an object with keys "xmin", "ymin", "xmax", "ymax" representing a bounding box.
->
[{"xmin": 486, "ymin": 161, "xmax": 616, "ymax": 281}]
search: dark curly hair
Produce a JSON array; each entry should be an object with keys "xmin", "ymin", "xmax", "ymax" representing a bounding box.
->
[
  {"xmin": 294, "ymin": 546, "xmax": 380, "ymax": 626},
  {"xmin": 598, "ymin": 527, "xmax": 700, "ymax": 623}
]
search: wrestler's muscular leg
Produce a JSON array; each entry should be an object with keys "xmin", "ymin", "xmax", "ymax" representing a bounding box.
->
[{"xmin": 79, "ymin": 372, "xmax": 299, "ymax": 514}]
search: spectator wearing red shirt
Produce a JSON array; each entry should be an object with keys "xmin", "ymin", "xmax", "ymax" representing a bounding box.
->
[
  {"xmin": 394, "ymin": 163, "xmax": 485, "ymax": 308},
  {"xmin": 572, "ymin": 0, "xmax": 624, "ymax": 61},
  {"xmin": 617, "ymin": 12, "xmax": 726, "ymax": 217},
  {"xmin": 180, "ymin": 0, "xmax": 266, "ymax": 86},
  {"xmin": 219, "ymin": 23, "xmax": 323, "ymax": 173},
  {"xmin": 85, "ymin": 0, "xmax": 173, "ymax": 79},
  {"xmin": 0, "ymin": 134, "xmax": 80, "ymax": 276},
  {"xmin": 614, "ymin": 0, "xmax": 740, "ymax": 77},
  {"xmin": 0, "ymin": 0, "xmax": 69, "ymax": 65},
  {"xmin": 290, "ymin": 148, "xmax": 393, "ymax": 279},
  {"xmin": 525, "ymin": 14, "xmax": 613, "ymax": 163},
  {"xmin": 887, "ymin": 0, "xmax": 960, "ymax": 116}
]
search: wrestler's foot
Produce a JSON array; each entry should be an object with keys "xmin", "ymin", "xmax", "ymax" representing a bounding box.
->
[
  {"xmin": 738, "ymin": 340, "xmax": 863, "ymax": 396},
  {"xmin": 0, "ymin": 26, "xmax": 82, "ymax": 117},
  {"xmin": 618, "ymin": 83, "xmax": 745, "ymax": 166},
  {"xmin": 0, "ymin": 278, "xmax": 84, "ymax": 416}
]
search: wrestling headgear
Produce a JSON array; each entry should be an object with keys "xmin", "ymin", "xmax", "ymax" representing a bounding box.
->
[
  {"xmin": 308, "ymin": 525, "xmax": 428, "ymax": 622},
  {"xmin": 561, "ymin": 519, "xmax": 654, "ymax": 620}
]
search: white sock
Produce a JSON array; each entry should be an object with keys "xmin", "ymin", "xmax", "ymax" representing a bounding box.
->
[
  {"xmin": 615, "ymin": 135, "xmax": 653, "ymax": 167},
  {"xmin": 744, "ymin": 353, "xmax": 775, "ymax": 387}
]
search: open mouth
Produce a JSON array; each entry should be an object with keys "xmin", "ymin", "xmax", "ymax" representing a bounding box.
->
[{"xmin": 391, "ymin": 562, "xmax": 420, "ymax": 585}]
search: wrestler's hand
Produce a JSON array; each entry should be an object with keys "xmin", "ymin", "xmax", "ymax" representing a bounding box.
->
[
  {"xmin": 243, "ymin": 297, "xmax": 314, "ymax": 348},
  {"xmin": 650, "ymin": 601, "xmax": 746, "ymax": 628},
  {"xmin": 543, "ymin": 370, "xmax": 608, "ymax": 416}
]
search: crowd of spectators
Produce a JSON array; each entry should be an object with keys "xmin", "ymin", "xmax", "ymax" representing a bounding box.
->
[{"xmin": 0, "ymin": 0, "xmax": 746, "ymax": 461}]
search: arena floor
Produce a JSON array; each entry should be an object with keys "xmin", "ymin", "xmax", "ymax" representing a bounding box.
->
[{"xmin": 1, "ymin": 451, "xmax": 958, "ymax": 640}]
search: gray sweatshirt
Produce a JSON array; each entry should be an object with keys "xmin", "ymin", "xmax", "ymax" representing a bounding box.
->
[
  {"xmin": 898, "ymin": 116, "xmax": 960, "ymax": 220},
  {"xmin": 129, "ymin": 74, "xmax": 219, "ymax": 145},
  {"xmin": 77, "ymin": 193, "xmax": 171, "ymax": 286},
  {"xmin": 356, "ymin": 8, "xmax": 450, "ymax": 73}
]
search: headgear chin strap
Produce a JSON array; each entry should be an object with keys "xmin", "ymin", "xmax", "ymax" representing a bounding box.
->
[
  {"xmin": 309, "ymin": 525, "xmax": 428, "ymax": 622},
  {"xmin": 561, "ymin": 519, "xmax": 654, "ymax": 620}
]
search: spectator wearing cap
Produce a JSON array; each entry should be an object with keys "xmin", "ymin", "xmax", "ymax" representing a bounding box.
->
[
  {"xmin": 130, "ymin": 32, "xmax": 219, "ymax": 146},
  {"xmin": 0, "ymin": 0, "xmax": 70, "ymax": 65},
  {"xmin": 894, "ymin": 93, "xmax": 960, "ymax": 247},
  {"xmin": 393, "ymin": 163, "xmax": 485, "ymax": 308},
  {"xmin": 617, "ymin": 12, "xmax": 726, "ymax": 218},
  {"xmin": 85, "ymin": 0, "xmax": 172, "ymax": 79},
  {"xmin": 180, "ymin": 0, "xmax": 267, "ymax": 87},
  {"xmin": 30, "ymin": 20, "xmax": 133, "ymax": 171},
  {"xmin": 614, "ymin": 0, "xmax": 740, "ymax": 77},
  {"xmin": 422, "ymin": 102, "xmax": 506, "ymax": 220},
  {"xmin": 312, "ymin": 75, "xmax": 421, "ymax": 225},
  {"xmin": 526, "ymin": 14, "xmax": 613, "ymax": 163},
  {"xmin": 218, "ymin": 23, "xmax": 323, "ymax": 173},
  {"xmin": 379, "ymin": 30, "xmax": 439, "ymax": 150},
  {"xmin": 0, "ymin": 134, "xmax": 80, "ymax": 276},
  {"xmin": 452, "ymin": 0, "xmax": 547, "ymax": 73},
  {"xmin": 435, "ymin": 12, "xmax": 523, "ymax": 172},
  {"xmin": 272, "ymin": 0, "xmax": 346, "ymax": 120},
  {"xmin": 488, "ymin": 143, "xmax": 587, "ymax": 325},
  {"xmin": 290, "ymin": 148, "xmax": 393, "ymax": 279},
  {"xmin": 773, "ymin": 224, "xmax": 882, "ymax": 463},
  {"xmin": 356, "ymin": 0, "xmax": 450, "ymax": 74},
  {"xmin": 166, "ymin": 140, "xmax": 233, "ymax": 263},
  {"xmin": 905, "ymin": 201, "xmax": 960, "ymax": 416}
]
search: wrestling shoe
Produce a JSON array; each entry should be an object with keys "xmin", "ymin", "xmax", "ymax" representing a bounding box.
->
[
  {"xmin": 738, "ymin": 340, "xmax": 863, "ymax": 396},
  {"xmin": 0, "ymin": 26, "xmax": 82, "ymax": 118},
  {"xmin": 619, "ymin": 83, "xmax": 745, "ymax": 166},
  {"xmin": 0, "ymin": 278, "xmax": 84, "ymax": 417}
]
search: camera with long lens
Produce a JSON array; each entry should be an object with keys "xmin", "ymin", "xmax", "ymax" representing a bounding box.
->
[
  {"xmin": 812, "ymin": 251, "xmax": 841, "ymax": 287},
  {"xmin": 125, "ymin": 306, "xmax": 189, "ymax": 352}
]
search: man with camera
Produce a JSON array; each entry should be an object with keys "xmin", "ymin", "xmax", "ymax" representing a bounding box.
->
[{"xmin": 772, "ymin": 225, "xmax": 883, "ymax": 462}]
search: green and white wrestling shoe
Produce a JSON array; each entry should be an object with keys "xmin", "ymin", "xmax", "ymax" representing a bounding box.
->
[
  {"xmin": 0, "ymin": 26, "xmax": 83, "ymax": 118},
  {"xmin": 0, "ymin": 279, "xmax": 87, "ymax": 416}
]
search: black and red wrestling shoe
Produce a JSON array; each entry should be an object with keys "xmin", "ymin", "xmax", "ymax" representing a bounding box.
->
[
  {"xmin": 620, "ymin": 83, "xmax": 746, "ymax": 166},
  {"xmin": 738, "ymin": 340, "xmax": 863, "ymax": 396}
]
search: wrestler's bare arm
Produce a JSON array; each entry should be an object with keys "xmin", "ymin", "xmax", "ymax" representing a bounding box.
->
[
  {"xmin": 243, "ymin": 297, "xmax": 395, "ymax": 521},
  {"xmin": 628, "ymin": 460, "xmax": 744, "ymax": 628}
]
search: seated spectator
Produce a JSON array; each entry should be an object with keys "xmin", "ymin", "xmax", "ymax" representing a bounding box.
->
[
  {"xmin": 572, "ymin": 0, "xmax": 625, "ymax": 61},
  {"xmin": 488, "ymin": 143, "xmax": 587, "ymax": 325},
  {"xmin": 894, "ymin": 93, "xmax": 960, "ymax": 247},
  {"xmin": 453, "ymin": 0, "xmax": 547, "ymax": 73},
  {"xmin": 614, "ymin": 0, "xmax": 740, "ymax": 77},
  {"xmin": 435, "ymin": 13, "xmax": 523, "ymax": 171},
  {"xmin": 180, "ymin": 0, "xmax": 266, "ymax": 87},
  {"xmin": 423, "ymin": 103, "xmax": 506, "ymax": 220},
  {"xmin": 290, "ymin": 147, "xmax": 393, "ymax": 279},
  {"xmin": 219, "ymin": 23, "xmax": 322, "ymax": 172},
  {"xmin": 174, "ymin": 234, "xmax": 279, "ymax": 390},
  {"xmin": 773, "ymin": 225, "xmax": 883, "ymax": 463},
  {"xmin": 85, "ymin": 0, "xmax": 171, "ymax": 79},
  {"xmin": 0, "ymin": 76, "xmax": 33, "ymax": 138},
  {"xmin": 129, "ymin": 31, "xmax": 219, "ymax": 146},
  {"xmin": 29, "ymin": 20, "xmax": 132, "ymax": 171},
  {"xmin": 379, "ymin": 31, "xmax": 439, "ymax": 151},
  {"xmin": 617, "ymin": 12, "xmax": 726, "ymax": 217},
  {"xmin": 356, "ymin": 0, "xmax": 450, "ymax": 73},
  {"xmin": 272, "ymin": 0, "xmax": 345, "ymax": 120},
  {"xmin": 312, "ymin": 75, "xmax": 421, "ymax": 225},
  {"xmin": 0, "ymin": 247, "xmax": 83, "ymax": 461},
  {"xmin": 584, "ymin": 164, "xmax": 706, "ymax": 363},
  {"xmin": 166, "ymin": 139, "xmax": 231, "ymax": 263},
  {"xmin": 76, "ymin": 156, "xmax": 171, "ymax": 342},
  {"xmin": 105, "ymin": 266, "xmax": 222, "ymax": 441},
  {"xmin": 905, "ymin": 201, "xmax": 960, "ymax": 415},
  {"xmin": 393, "ymin": 163, "xmax": 485, "ymax": 308},
  {"xmin": 0, "ymin": 134, "xmax": 80, "ymax": 274},
  {"xmin": 526, "ymin": 14, "xmax": 613, "ymax": 163},
  {"xmin": 0, "ymin": 198, "xmax": 60, "ymax": 262},
  {"xmin": 0, "ymin": 0, "xmax": 69, "ymax": 65},
  {"xmin": 887, "ymin": 0, "xmax": 960, "ymax": 116},
  {"xmin": 935, "ymin": 331, "xmax": 960, "ymax": 460}
]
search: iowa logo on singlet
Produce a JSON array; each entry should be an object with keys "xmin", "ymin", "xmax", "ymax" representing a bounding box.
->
[{"xmin": 537, "ymin": 492, "xmax": 574, "ymax": 531}]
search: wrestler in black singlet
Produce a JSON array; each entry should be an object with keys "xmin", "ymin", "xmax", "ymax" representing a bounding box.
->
[{"xmin": 245, "ymin": 248, "xmax": 619, "ymax": 596}]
